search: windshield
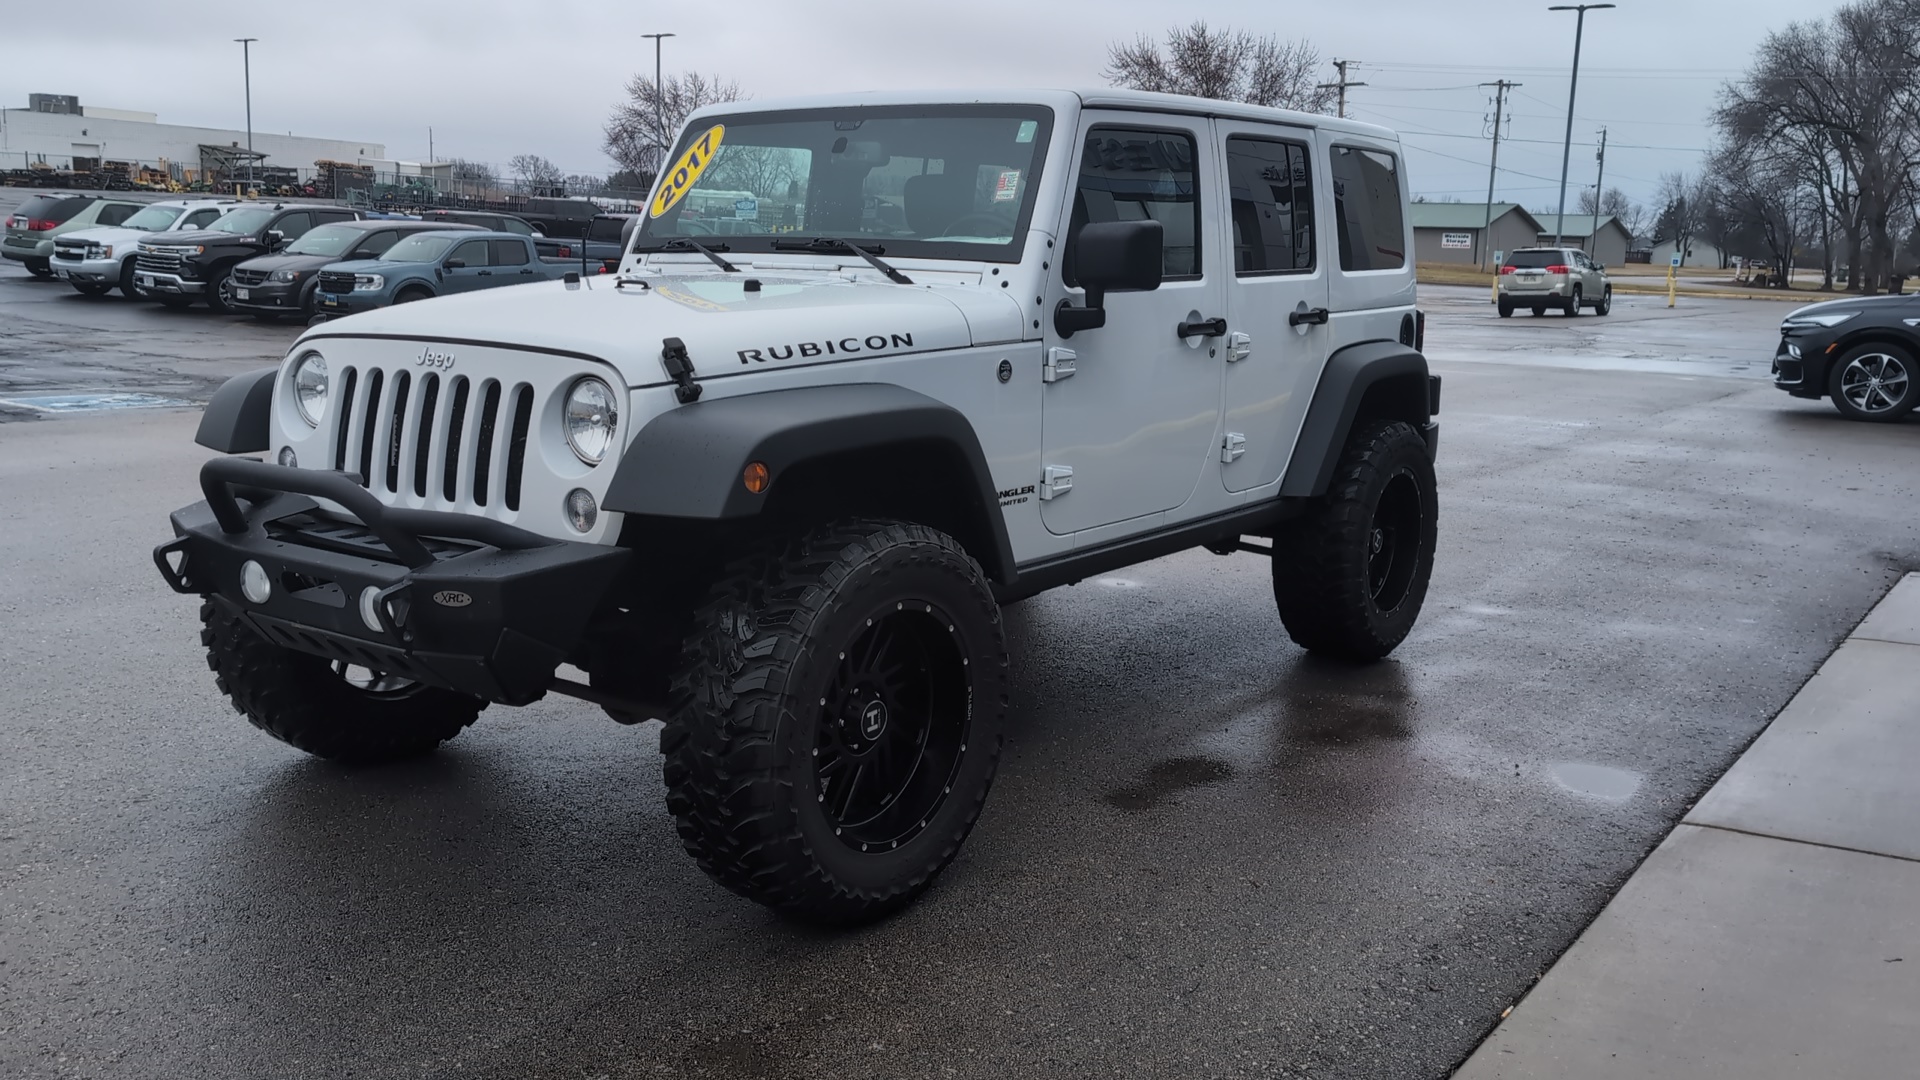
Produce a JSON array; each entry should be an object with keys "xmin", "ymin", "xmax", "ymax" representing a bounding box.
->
[
  {"xmin": 208, "ymin": 208, "xmax": 276, "ymax": 235},
  {"xmin": 1506, "ymin": 251, "xmax": 1566, "ymax": 269},
  {"xmin": 380, "ymin": 235, "xmax": 457, "ymax": 262},
  {"xmin": 636, "ymin": 105, "xmax": 1054, "ymax": 263},
  {"xmin": 121, "ymin": 205, "xmax": 185, "ymax": 231},
  {"xmin": 286, "ymin": 224, "xmax": 364, "ymax": 257}
]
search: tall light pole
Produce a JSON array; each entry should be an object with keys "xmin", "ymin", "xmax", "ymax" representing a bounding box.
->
[
  {"xmin": 234, "ymin": 38, "xmax": 257, "ymax": 192},
  {"xmin": 1547, "ymin": 4, "xmax": 1612, "ymax": 246},
  {"xmin": 641, "ymin": 32, "xmax": 676, "ymax": 176}
]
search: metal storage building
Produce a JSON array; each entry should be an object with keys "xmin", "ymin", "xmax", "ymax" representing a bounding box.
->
[{"xmin": 1409, "ymin": 202, "xmax": 1545, "ymax": 268}]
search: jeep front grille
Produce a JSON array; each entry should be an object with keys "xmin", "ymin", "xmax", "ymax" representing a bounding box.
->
[{"xmin": 329, "ymin": 366, "xmax": 535, "ymax": 512}]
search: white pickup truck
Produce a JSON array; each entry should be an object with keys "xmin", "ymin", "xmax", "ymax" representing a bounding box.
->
[
  {"xmin": 51, "ymin": 198, "xmax": 241, "ymax": 297},
  {"xmin": 157, "ymin": 88, "xmax": 1438, "ymax": 924}
]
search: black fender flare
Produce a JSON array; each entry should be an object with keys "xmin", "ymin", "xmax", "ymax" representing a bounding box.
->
[
  {"xmin": 195, "ymin": 367, "xmax": 277, "ymax": 453},
  {"xmin": 603, "ymin": 384, "xmax": 1017, "ymax": 584},
  {"xmin": 1279, "ymin": 340, "xmax": 1435, "ymax": 498}
]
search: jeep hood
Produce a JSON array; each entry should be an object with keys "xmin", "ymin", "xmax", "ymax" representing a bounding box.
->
[{"xmin": 298, "ymin": 272, "xmax": 1027, "ymax": 387}]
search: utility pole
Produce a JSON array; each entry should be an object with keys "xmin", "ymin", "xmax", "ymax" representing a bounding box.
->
[
  {"xmin": 1548, "ymin": 4, "xmax": 1614, "ymax": 245},
  {"xmin": 1478, "ymin": 79, "xmax": 1519, "ymax": 272},
  {"xmin": 234, "ymin": 38, "xmax": 257, "ymax": 192},
  {"xmin": 1588, "ymin": 126, "xmax": 1607, "ymax": 256},
  {"xmin": 1317, "ymin": 59, "xmax": 1367, "ymax": 119},
  {"xmin": 641, "ymin": 32, "xmax": 676, "ymax": 174}
]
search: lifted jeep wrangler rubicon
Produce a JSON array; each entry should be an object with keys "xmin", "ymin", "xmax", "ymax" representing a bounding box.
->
[{"xmin": 155, "ymin": 90, "xmax": 1439, "ymax": 924}]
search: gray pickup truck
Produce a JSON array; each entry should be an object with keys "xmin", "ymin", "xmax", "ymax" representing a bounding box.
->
[{"xmin": 310, "ymin": 231, "xmax": 578, "ymax": 315}]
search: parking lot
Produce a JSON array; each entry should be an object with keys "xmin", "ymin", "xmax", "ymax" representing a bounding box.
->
[{"xmin": 2, "ymin": 257, "xmax": 1917, "ymax": 1080}]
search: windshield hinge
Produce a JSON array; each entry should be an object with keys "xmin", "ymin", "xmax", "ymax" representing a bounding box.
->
[{"xmin": 660, "ymin": 337, "xmax": 703, "ymax": 404}]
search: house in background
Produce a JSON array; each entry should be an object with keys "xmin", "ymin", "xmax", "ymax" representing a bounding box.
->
[
  {"xmin": 1409, "ymin": 202, "xmax": 1545, "ymax": 266},
  {"xmin": 1533, "ymin": 214, "xmax": 1633, "ymax": 267},
  {"xmin": 1649, "ymin": 237, "xmax": 1725, "ymax": 269}
]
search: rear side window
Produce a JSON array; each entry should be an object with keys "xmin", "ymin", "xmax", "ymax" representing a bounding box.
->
[
  {"xmin": 491, "ymin": 239, "xmax": 529, "ymax": 265},
  {"xmin": 1225, "ymin": 137, "xmax": 1314, "ymax": 274},
  {"xmin": 499, "ymin": 217, "xmax": 533, "ymax": 236},
  {"xmin": 97, "ymin": 204, "xmax": 140, "ymax": 227},
  {"xmin": 275, "ymin": 212, "xmax": 314, "ymax": 240},
  {"xmin": 182, "ymin": 208, "xmax": 224, "ymax": 229},
  {"xmin": 16, "ymin": 196, "xmax": 93, "ymax": 222},
  {"xmin": 1070, "ymin": 127, "xmax": 1202, "ymax": 280},
  {"xmin": 1330, "ymin": 146, "xmax": 1405, "ymax": 272}
]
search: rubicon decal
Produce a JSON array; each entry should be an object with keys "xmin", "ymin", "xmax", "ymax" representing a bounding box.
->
[{"xmin": 737, "ymin": 333, "xmax": 914, "ymax": 365}]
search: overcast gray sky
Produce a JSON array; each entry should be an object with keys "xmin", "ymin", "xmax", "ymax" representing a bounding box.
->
[{"xmin": 5, "ymin": 0, "xmax": 1850, "ymax": 212}]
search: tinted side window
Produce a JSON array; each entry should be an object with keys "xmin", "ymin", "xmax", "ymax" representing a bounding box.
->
[
  {"xmin": 491, "ymin": 239, "xmax": 529, "ymax": 265},
  {"xmin": 500, "ymin": 217, "xmax": 533, "ymax": 236},
  {"xmin": 183, "ymin": 208, "xmax": 223, "ymax": 229},
  {"xmin": 450, "ymin": 239, "xmax": 492, "ymax": 267},
  {"xmin": 97, "ymin": 204, "xmax": 140, "ymax": 227},
  {"xmin": 1225, "ymin": 137, "xmax": 1314, "ymax": 275},
  {"xmin": 358, "ymin": 231, "xmax": 401, "ymax": 257},
  {"xmin": 318, "ymin": 210, "xmax": 357, "ymax": 225},
  {"xmin": 275, "ymin": 212, "xmax": 314, "ymax": 240},
  {"xmin": 1070, "ymin": 127, "xmax": 1201, "ymax": 280},
  {"xmin": 1330, "ymin": 146, "xmax": 1406, "ymax": 272}
]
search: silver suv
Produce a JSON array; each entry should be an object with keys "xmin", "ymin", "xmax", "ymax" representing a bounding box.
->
[{"xmin": 1498, "ymin": 246, "xmax": 1611, "ymax": 318}]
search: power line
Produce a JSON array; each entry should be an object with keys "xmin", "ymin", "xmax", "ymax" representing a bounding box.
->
[{"xmin": 1317, "ymin": 59, "xmax": 1367, "ymax": 119}]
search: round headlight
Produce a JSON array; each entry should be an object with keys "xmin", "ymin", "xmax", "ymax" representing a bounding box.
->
[
  {"xmin": 564, "ymin": 377, "xmax": 618, "ymax": 465},
  {"xmin": 292, "ymin": 352, "xmax": 328, "ymax": 428}
]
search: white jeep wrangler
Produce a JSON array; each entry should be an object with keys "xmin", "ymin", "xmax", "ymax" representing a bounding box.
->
[{"xmin": 156, "ymin": 89, "xmax": 1439, "ymax": 923}]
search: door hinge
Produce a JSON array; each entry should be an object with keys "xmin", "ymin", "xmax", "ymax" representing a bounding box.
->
[
  {"xmin": 1221, "ymin": 432, "xmax": 1247, "ymax": 464},
  {"xmin": 1039, "ymin": 464, "xmax": 1074, "ymax": 500},
  {"xmin": 1043, "ymin": 347, "xmax": 1077, "ymax": 383},
  {"xmin": 1226, "ymin": 331, "xmax": 1252, "ymax": 362}
]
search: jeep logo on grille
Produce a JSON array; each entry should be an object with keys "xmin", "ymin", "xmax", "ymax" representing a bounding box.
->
[
  {"xmin": 417, "ymin": 347, "xmax": 456, "ymax": 370},
  {"xmin": 432, "ymin": 590, "xmax": 473, "ymax": 608}
]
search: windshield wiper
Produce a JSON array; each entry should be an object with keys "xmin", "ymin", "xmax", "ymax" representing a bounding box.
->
[
  {"xmin": 770, "ymin": 237, "xmax": 913, "ymax": 285},
  {"xmin": 644, "ymin": 236, "xmax": 738, "ymax": 272}
]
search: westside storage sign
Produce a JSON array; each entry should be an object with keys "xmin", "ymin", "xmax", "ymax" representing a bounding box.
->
[{"xmin": 1441, "ymin": 232, "xmax": 1473, "ymax": 250}]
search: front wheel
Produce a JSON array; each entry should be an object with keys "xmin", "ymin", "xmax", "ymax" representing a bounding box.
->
[
  {"xmin": 1593, "ymin": 285, "xmax": 1612, "ymax": 316},
  {"xmin": 663, "ymin": 520, "xmax": 1010, "ymax": 924},
  {"xmin": 200, "ymin": 600, "xmax": 486, "ymax": 761},
  {"xmin": 1271, "ymin": 420, "xmax": 1438, "ymax": 661},
  {"xmin": 26, "ymin": 260, "xmax": 54, "ymax": 279},
  {"xmin": 71, "ymin": 282, "xmax": 113, "ymax": 297},
  {"xmin": 1828, "ymin": 343, "xmax": 1918, "ymax": 421},
  {"xmin": 207, "ymin": 269, "xmax": 236, "ymax": 313}
]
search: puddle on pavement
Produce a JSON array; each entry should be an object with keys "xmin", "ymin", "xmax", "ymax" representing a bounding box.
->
[
  {"xmin": 1549, "ymin": 761, "xmax": 1643, "ymax": 801},
  {"xmin": 1104, "ymin": 756, "xmax": 1233, "ymax": 811},
  {"xmin": 0, "ymin": 391, "xmax": 192, "ymax": 412}
]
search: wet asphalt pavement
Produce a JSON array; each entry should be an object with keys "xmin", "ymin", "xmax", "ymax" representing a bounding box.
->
[{"xmin": 2, "ymin": 264, "xmax": 1918, "ymax": 1080}]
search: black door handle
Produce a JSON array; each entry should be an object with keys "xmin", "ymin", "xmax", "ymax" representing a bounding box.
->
[
  {"xmin": 1288, "ymin": 307, "xmax": 1330, "ymax": 327},
  {"xmin": 477, "ymin": 270, "xmax": 493, "ymax": 276},
  {"xmin": 1177, "ymin": 316, "xmax": 1228, "ymax": 339}
]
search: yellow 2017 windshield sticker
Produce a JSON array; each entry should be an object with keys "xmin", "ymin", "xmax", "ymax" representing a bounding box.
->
[{"xmin": 649, "ymin": 124, "xmax": 725, "ymax": 219}]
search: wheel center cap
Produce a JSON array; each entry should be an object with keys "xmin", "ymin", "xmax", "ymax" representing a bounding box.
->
[
  {"xmin": 859, "ymin": 699, "xmax": 890, "ymax": 740},
  {"xmin": 1371, "ymin": 528, "xmax": 1385, "ymax": 556}
]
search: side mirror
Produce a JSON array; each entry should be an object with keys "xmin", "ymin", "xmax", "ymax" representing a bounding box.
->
[
  {"xmin": 266, "ymin": 229, "xmax": 285, "ymax": 247},
  {"xmin": 349, "ymin": 250, "xmax": 376, "ymax": 260},
  {"xmin": 445, "ymin": 259, "xmax": 466, "ymax": 270},
  {"xmin": 1055, "ymin": 220, "xmax": 1164, "ymax": 337}
]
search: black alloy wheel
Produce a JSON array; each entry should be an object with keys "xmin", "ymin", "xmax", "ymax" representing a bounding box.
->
[
  {"xmin": 208, "ymin": 269, "xmax": 236, "ymax": 313},
  {"xmin": 1365, "ymin": 471, "xmax": 1424, "ymax": 615},
  {"xmin": 1828, "ymin": 343, "xmax": 1919, "ymax": 421}
]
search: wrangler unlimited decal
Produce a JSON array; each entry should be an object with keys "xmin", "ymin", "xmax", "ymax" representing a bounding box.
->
[{"xmin": 738, "ymin": 333, "xmax": 915, "ymax": 365}]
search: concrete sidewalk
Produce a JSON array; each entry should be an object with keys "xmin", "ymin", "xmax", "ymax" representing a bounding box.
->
[{"xmin": 1454, "ymin": 574, "xmax": 1920, "ymax": 1079}]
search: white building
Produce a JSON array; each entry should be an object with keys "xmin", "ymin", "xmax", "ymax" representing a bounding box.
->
[
  {"xmin": 1650, "ymin": 237, "xmax": 1725, "ymax": 269},
  {"xmin": 0, "ymin": 95, "xmax": 384, "ymax": 175}
]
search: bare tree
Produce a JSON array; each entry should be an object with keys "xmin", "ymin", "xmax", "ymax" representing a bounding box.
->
[
  {"xmin": 509, "ymin": 153, "xmax": 566, "ymax": 195},
  {"xmin": 1106, "ymin": 21, "xmax": 1337, "ymax": 113},
  {"xmin": 1653, "ymin": 171, "xmax": 1712, "ymax": 263},
  {"xmin": 604, "ymin": 72, "xmax": 742, "ymax": 179},
  {"xmin": 1577, "ymin": 186, "xmax": 1634, "ymax": 218},
  {"xmin": 564, "ymin": 173, "xmax": 603, "ymax": 196}
]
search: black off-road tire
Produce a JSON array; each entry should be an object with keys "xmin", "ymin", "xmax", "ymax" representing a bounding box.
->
[
  {"xmin": 1271, "ymin": 420, "xmax": 1438, "ymax": 661},
  {"xmin": 118, "ymin": 259, "xmax": 142, "ymax": 298},
  {"xmin": 207, "ymin": 268, "xmax": 237, "ymax": 314},
  {"xmin": 200, "ymin": 599, "xmax": 486, "ymax": 761},
  {"xmin": 662, "ymin": 520, "xmax": 1010, "ymax": 924}
]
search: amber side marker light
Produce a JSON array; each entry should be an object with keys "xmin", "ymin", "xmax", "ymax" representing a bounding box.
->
[{"xmin": 743, "ymin": 461, "xmax": 771, "ymax": 493}]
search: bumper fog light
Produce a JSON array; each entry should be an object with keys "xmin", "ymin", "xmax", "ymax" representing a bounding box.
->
[
  {"xmin": 359, "ymin": 586, "xmax": 385, "ymax": 633},
  {"xmin": 240, "ymin": 560, "xmax": 272, "ymax": 604},
  {"xmin": 278, "ymin": 446, "xmax": 298, "ymax": 468},
  {"xmin": 565, "ymin": 488, "xmax": 598, "ymax": 533},
  {"xmin": 1787, "ymin": 343, "xmax": 1802, "ymax": 359}
]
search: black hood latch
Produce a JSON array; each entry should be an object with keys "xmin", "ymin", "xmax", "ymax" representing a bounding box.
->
[{"xmin": 660, "ymin": 337, "xmax": 703, "ymax": 404}]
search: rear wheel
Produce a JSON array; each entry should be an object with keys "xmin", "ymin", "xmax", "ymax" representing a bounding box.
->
[
  {"xmin": 200, "ymin": 600, "xmax": 486, "ymax": 761},
  {"xmin": 1827, "ymin": 343, "xmax": 1918, "ymax": 421},
  {"xmin": 1271, "ymin": 420, "xmax": 1438, "ymax": 661},
  {"xmin": 662, "ymin": 520, "xmax": 1010, "ymax": 924},
  {"xmin": 1498, "ymin": 299, "xmax": 1514, "ymax": 318}
]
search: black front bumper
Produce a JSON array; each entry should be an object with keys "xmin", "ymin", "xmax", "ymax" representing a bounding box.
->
[
  {"xmin": 156, "ymin": 458, "xmax": 628, "ymax": 705},
  {"xmin": 227, "ymin": 280, "xmax": 304, "ymax": 315}
]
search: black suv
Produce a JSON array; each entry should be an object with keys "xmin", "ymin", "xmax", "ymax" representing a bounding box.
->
[
  {"xmin": 226, "ymin": 219, "xmax": 481, "ymax": 322},
  {"xmin": 133, "ymin": 203, "xmax": 360, "ymax": 312},
  {"xmin": 1773, "ymin": 295, "xmax": 1920, "ymax": 421},
  {"xmin": 412, "ymin": 209, "xmax": 540, "ymax": 236}
]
